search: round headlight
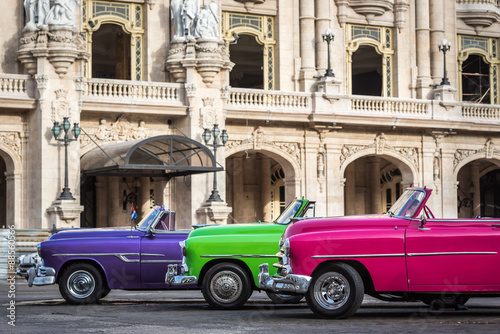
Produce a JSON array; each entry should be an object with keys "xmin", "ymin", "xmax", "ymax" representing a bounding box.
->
[{"xmin": 283, "ymin": 238, "xmax": 290, "ymax": 257}]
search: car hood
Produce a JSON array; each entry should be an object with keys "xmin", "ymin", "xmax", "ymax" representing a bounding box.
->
[
  {"xmin": 188, "ymin": 222, "xmax": 285, "ymax": 238},
  {"xmin": 48, "ymin": 227, "xmax": 146, "ymax": 240}
]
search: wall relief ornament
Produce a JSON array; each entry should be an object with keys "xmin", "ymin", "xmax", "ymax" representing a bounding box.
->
[
  {"xmin": 453, "ymin": 138, "xmax": 496, "ymax": 168},
  {"xmin": 226, "ymin": 127, "xmax": 301, "ymax": 168},
  {"xmin": 0, "ymin": 132, "xmax": 22, "ymax": 157},
  {"xmin": 51, "ymin": 89, "xmax": 71, "ymax": 121},
  {"xmin": 81, "ymin": 115, "xmax": 149, "ymax": 150},
  {"xmin": 340, "ymin": 136, "xmax": 419, "ymax": 171}
]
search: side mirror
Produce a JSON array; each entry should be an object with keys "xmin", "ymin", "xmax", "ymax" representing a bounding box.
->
[
  {"xmin": 419, "ymin": 216, "xmax": 427, "ymax": 230},
  {"xmin": 147, "ymin": 226, "xmax": 156, "ymax": 237}
]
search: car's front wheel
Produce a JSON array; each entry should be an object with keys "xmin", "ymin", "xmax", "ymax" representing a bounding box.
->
[
  {"xmin": 59, "ymin": 263, "xmax": 104, "ymax": 305},
  {"xmin": 305, "ymin": 263, "xmax": 364, "ymax": 318},
  {"xmin": 266, "ymin": 291, "xmax": 303, "ymax": 304},
  {"xmin": 202, "ymin": 262, "xmax": 252, "ymax": 309}
]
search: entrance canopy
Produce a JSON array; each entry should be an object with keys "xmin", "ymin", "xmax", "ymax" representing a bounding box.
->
[{"xmin": 81, "ymin": 135, "xmax": 222, "ymax": 179}]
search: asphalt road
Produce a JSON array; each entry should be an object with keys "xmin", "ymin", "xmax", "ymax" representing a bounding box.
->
[{"xmin": 1, "ymin": 281, "xmax": 500, "ymax": 333}]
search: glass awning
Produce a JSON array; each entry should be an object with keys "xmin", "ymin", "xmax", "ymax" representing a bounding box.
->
[{"xmin": 80, "ymin": 135, "xmax": 222, "ymax": 179}]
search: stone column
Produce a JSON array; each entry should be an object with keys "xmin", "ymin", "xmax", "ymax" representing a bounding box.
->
[
  {"xmin": 441, "ymin": 149, "xmax": 457, "ymax": 218},
  {"xmin": 299, "ymin": 0, "xmax": 316, "ymax": 91},
  {"xmin": 344, "ymin": 163, "xmax": 356, "ymax": 216},
  {"xmin": 325, "ymin": 143, "xmax": 343, "ymax": 216},
  {"xmin": 261, "ymin": 157, "xmax": 272, "ymax": 222},
  {"xmin": 315, "ymin": 0, "xmax": 330, "ymax": 75},
  {"xmin": 470, "ymin": 162, "xmax": 481, "ymax": 217},
  {"xmin": 4, "ymin": 171, "xmax": 21, "ymax": 228},
  {"xmin": 108, "ymin": 177, "xmax": 121, "ymax": 226},
  {"xmin": 232, "ymin": 156, "xmax": 244, "ymax": 224},
  {"xmin": 95, "ymin": 176, "xmax": 108, "ymax": 227},
  {"xmin": 370, "ymin": 157, "xmax": 381, "ymax": 214},
  {"xmin": 415, "ymin": 0, "xmax": 432, "ymax": 98},
  {"xmin": 138, "ymin": 177, "xmax": 151, "ymax": 220},
  {"xmin": 429, "ymin": 0, "xmax": 444, "ymax": 83},
  {"xmin": 154, "ymin": 179, "xmax": 168, "ymax": 208}
]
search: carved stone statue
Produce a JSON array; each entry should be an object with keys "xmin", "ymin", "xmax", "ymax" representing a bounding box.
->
[
  {"xmin": 194, "ymin": 1, "xmax": 219, "ymax": 38},
  {"xmin": 24, "ymin": 0, "xmax": 50, "ymax": 29},
  {"xmin": 170, "ymin": 0, "xmax": 184, "ymax": 39},
  {"xmin": 45, "ymin": 0, "xmax": 80, "ymax": 27},
  {"xmin": 182, "ymin": 0, "xmax": 200, "ymax": 37}
]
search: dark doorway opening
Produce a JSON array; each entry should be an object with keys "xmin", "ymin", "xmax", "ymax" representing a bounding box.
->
[
  {"xmin": 229, "ymin": 34, "xmax": 264, "ymax": 89},
  {"xmin": 80, "ymin": 175, "xmax": 96, "ymax": 228},
  {"xmin": 92, "ymin": 24, "xmax": 131, "ymax": 80},
  {"xmin": 352, "ymin": 45, "xmax": 383, "ymax": 96},
  {"xmin": 480, "ymin": 169, "xmax": 500, "ymax": 218},
  {"xmin": 462, "ymin": 55, "xmax": 490, "ymax": 104}
]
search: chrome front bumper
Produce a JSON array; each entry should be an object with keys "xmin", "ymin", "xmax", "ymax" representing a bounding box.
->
[
  {"xmin": 258, "ymin": 263, "xmax": 311, "ymax": 294},
  {"xmin": 165, "ymin": 264, "xmax": 198, "ymax": 286},
  {"xmin": 18, "ymin": 265, "xmax": 56, "ymax": 287}
]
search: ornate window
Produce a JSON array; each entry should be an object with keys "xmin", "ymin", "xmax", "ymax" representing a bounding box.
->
[
  {"xmin": 221, "ymin": 12, "xmax": 275, "ymax": 90},
  {"xmin": 458, "ymin": 35, "xmax": 499, "ymax": 104},
  {"xmin": 346, "ymin": 25, "xmax": 394, "ymax": 97},
  {"xmin": 82, "ymin": 0, "xmax": 144, "ymax": 80}
]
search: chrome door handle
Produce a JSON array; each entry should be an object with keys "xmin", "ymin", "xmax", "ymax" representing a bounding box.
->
[{"xmin": 492, "ymin": 224, "xmax": 500, "ymax": 228}]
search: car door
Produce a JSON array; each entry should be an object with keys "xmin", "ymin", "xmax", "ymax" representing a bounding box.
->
[
  {"xmin": 406, "ymin": 219, "xmax": 500, "ymax": 291},
  {"xmin": 140, "ymin": 212, "xmax": 188, "ymax": 288}
]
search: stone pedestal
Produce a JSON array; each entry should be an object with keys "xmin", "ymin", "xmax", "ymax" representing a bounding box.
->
[
  {"xmin": 317, "ymin": 76, "xmax": 342, "ymax": 96},
  {"xmin": 196, "ymin": 201, "xmax": 233, "ymax": 225},
  {"xmin": 433, "ymin": 84, "xmax": 457, "ymax": 102},
  {"xmin": 47, "ymin": 200, "xmax": 84, "ymax": 228}
]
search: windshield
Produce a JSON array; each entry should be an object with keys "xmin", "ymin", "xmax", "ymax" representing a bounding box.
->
[
  {"xmin": 275, "ymin": 200, "xmax": 305, "ymax": 225},
  {"xmin": 388, "ymin": 189, "xmax": 426, "ymax": 218},
  {"xmin": 136, "ymin": 207, "xmax": 165, "ymax": 231}
]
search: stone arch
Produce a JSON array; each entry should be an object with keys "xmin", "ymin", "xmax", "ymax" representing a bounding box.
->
[
  {"xmin": 0, "ymin": 143, "xmax": 22, "ymax": 227},
  {"xmin": 225, "ymin": 142, "xmax": 301, "ymax": 182},
  {"xmin": 340, "ymin": 147, "xmax": 418, "ymax": 187},
  {"xmin": 453, "ymin": 152, "xmax": 500, "ymax": 179}
]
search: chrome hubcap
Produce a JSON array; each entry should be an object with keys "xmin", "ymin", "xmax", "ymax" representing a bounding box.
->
[
  {"xmin": 314, "ymin": 272, "xmax": 350, "ymax": 310},
  {"xmin": 67, "ymin": 270, "xmax": 95, "ymax": 299},
  {"xmin": 210, "ymin": 270, "xmax": 242, "ymax": 304}
]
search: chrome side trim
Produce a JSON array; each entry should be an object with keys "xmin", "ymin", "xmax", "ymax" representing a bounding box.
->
[
  {"xmin": 312, "ymin": 253, "xmax": 405, "ymax": 259},
  {"xmin": 141, "ymin": 253, "xmax": 165, "ymax": 257},
  {"xmin": 140, "ymin": 260, "xmax": 179, "ymax": 263},
  {"xmin": 407, "ymin": 251, "xmax": 497, "ymax": 257},
  {"xmin": 200, "ymin": 254, "xmax": 277, "ymax": 258},
  {"xmin": 53, "ymin": 253, "xmax": 140, "ymax": 263}
]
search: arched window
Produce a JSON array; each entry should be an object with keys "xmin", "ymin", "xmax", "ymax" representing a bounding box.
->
[{"xmin": 352, "ymin": 45, "xmax": 383, "ymax": 96}]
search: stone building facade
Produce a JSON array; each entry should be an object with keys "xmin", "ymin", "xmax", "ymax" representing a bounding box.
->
[{"xmin": 0, "ymin": 0, "xmax": 500, "ymax": 232}]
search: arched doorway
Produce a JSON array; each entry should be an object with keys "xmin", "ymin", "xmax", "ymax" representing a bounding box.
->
[
  {"xmin": 481, "ymin": 169, "xmax": 500, "ymax": 217},
  {"xmin": 343, "ymin": 155, "xmax": 414, "ymax": 215},
  {"xmin": 229, "ymin": 34, "xmax": 264, "ymax": 89},
  {"xmin": 225, "ymin": 148, "xmax": 298, "ymax": 224},
  {"xmin": 351, "ymin": 45, "xmax": 383, "ymax": 96},
  {"xmin": 91, "ymin": 23, "xmax": 131, "ymax": 79}
]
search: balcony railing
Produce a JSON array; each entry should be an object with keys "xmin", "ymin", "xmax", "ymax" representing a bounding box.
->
[
  {"xmin": 462, "ymin": 103, "xmax": 500, "ymax": 119},
  {"xmin": 351, "ymin": 96, "xmax": 429, "ymax": 116},
  {"xmin": 83, "ymin": 78, "xmax": 183, "ymax": 102},
  {"xmin": 228, "ymin": 88, "xmax": 310, "ymax": 109},
  {"xmin": 0, "ymin": 74, "xmax": 30, "ymax": 96},
  {"xmin": 456, "ymin": 0, "xmax": 498, "ymax": 5}
]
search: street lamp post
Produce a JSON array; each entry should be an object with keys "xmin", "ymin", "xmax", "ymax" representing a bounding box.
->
[
  {"xmin": 51, "ymin": 117, "xmax": 80, "ymax": 200},
  {"xmin": 438, "ymin": 38, "xmax": 451, "ymax": 86},
  {"xmin": 322, "ymin": 28, "xmax": 335, "ymax": 77},
  {"xmin": 202, "ymin": 124, "xmax": 228, "ymax": 202}
]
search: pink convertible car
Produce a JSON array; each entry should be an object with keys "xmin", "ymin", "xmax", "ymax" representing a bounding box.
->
[{"xmin": 259, "ymin": 188, "xmax": 500, "ymax": 318}]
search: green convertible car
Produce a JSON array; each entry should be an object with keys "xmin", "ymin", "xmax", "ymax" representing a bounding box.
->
[{"xmin": 166, "ymin": 199, "xmax": 315, "ymax": 309}]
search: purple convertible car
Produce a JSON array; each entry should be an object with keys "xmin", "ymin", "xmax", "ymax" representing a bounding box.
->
[{"xmin": 17, "ymin": 206, "xmax": 193, "ymax": 304}]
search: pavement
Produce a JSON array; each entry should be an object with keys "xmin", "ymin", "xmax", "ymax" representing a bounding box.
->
[{"xmin": 1, "ymin": 280, "xmax": 500, "ymax": 333}]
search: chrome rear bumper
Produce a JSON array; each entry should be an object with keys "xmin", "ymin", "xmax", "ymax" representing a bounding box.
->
[
  {"xmin": 165, "ymin": 264, "xmax": 198, "ymax": 286},
  {"xmin": 258, "ymin": 263, "xmax": 311, "ymax": 294}
]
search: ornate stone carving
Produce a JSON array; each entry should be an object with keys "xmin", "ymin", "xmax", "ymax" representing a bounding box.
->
[
  {"xmin": 226, "ymin": 127, "xmax": 301, "ymax": 168},
  {"xmin": 394, "ymin": 147, "xmax": 418, "ymax": 167},
  {"xmin": 0, "ymin": 132, "xmax": 22, "ymax": 157},
  {"xmin": 453, "ymin": 149, "xmax": 476, "ymax": 168},
  {"xmin": 375, "ymin": 133, "xmax": 387, "ymax": 154},
  {"xmin": 433, "ymin": 156, "xmax": 440, "ymax": 181},
  {"xmin": 81, "ymin": 116, "xmax": 149, "ymax": 150},
  {"xmin": 485, "ymin": 138, "xmax": 495, "ymax": 159},
  {"xmin": 51, "ymin": 89, "xmax": 71, "ymax": 121},
  {"xmin": 349, "ymin": 0, "xmax": 393, "ymax": 23},
  {"xmin": 340, "ymin": 144, "xmax": 367, "ymax": 166},
  {"xmin": 235, "ymin": 0, "xmax": 265, "ymax": 11},
  {"xmin": 185, "ymin": 83, "xmax": 197, "ymax": 97},
  {"xmin": 394, "ymin": 0, "xmax": 410, "ymax": 32},
  {"xmin": 453, "ymin": 138, "xmax": 496, "ymax": 168}
]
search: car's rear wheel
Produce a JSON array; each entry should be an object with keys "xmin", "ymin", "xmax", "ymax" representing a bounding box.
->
[
  {"xmin": 305, "ymin": 263, "xmax": 364, "ymax": 318},
  {"xmin": 266, "ymin": 291, "xmax": 303, "ymax": 304},
  {"xmin": 59, "ymin": 263, "xmax": 104, "ymax": 305},
  {"xmin": 202, "ymin": 262, "xmax": 252, "ymax": 310}
]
